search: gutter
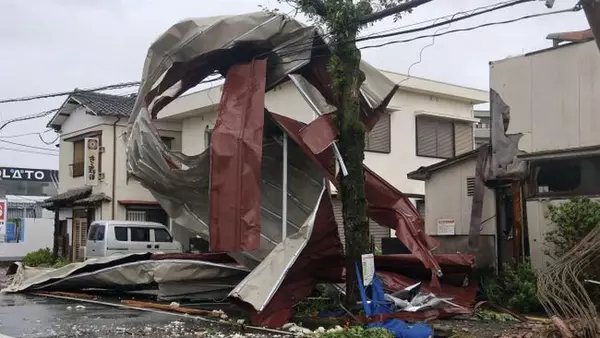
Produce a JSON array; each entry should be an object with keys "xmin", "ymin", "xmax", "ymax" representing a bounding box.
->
[{"xmin": 112, "ymin": 117, "xmax": 121, "ymax": 219}]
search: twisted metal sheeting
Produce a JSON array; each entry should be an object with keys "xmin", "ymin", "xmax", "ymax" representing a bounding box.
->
[{"xmin": 537, "ymin": 225, "xmax": 600, "ymax": 338}]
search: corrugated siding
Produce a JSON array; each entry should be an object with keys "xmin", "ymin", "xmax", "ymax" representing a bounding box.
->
[
  {"xmin": 454, "ymin": 122, "xmax": 474, "ymax": 155},
  {"xmin": 332, "ymin": 198, "xmax": 389, "ymax": 251},
  {"xmin": 365, "ymin": 113, "xmax": 391, "ymax": 153}
]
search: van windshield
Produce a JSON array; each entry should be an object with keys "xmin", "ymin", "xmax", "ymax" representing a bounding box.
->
[{"xmin": 88, "ymin": 225, "xmax": 105, "ymax": 241}]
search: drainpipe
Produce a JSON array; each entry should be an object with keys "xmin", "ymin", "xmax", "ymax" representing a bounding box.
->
[{"xmin": 111, "ymin": 117, "xmax": 121, "ymax": 220}]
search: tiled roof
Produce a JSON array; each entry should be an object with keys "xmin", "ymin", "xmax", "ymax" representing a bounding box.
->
[
  {"xmin": 41, "ymin": 186, "xmax": 91, "ymax": 209},
  {"xmin": 70, "ymin": 91, "xmax": 136, "ymax": 118},
  {"xmin": 72, "ymin": 193, "xmax": 111, "ymax": 206}
]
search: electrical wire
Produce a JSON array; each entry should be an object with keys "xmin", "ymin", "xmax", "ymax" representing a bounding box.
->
[
  {"xmin": 0, "ymin": 139, "xmax": 59, "ymax": 152},
  {"xmin": 0, "ymin": 81, "xmax": 140, "ymax": 104},
  {"xmin": 38, "ymin": 133, "xmax": 60, "ymax": 145},
  {"xmin": 0, "ymin": 108, "xmax": 58, "ymax": 132},
  {"xmin": 0, "ymin": 146, "xmax": 58, "ymax": 156},
  {"xmin": 266, "ymin": 0, "xmax": 537, "ymax": 61},
  {"xmin": 360, "ymin": 7, "xmax": 578, "ymax": 50},
  {"xmin": 0, "ymin": 129, "xmax": 54, "ymax": 139}
]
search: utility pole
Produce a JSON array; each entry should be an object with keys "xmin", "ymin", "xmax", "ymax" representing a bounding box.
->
[{"xmin": 289, "ymin": 0, "xmax": 434, "ymax": 305}]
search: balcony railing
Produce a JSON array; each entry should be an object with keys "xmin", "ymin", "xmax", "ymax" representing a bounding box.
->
[{"xmin": 70, "ymin": 162, "xmax": 84, "ymax": 177}]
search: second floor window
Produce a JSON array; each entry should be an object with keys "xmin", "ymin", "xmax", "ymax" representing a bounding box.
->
[
  {"xmin": 72, "ymin": 140, "xmax": 85, "ymax": 177},
  {"xmin": 416, "ymin": 116, "xmax": 473, "ymax": 159}
]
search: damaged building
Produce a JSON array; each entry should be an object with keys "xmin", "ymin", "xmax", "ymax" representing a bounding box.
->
[{"xmin": 407, "ymin": 30, "xmax": 600, "ymax": 271}]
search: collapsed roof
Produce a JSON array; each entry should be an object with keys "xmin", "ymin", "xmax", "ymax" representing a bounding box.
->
[{"xmin": 125, "ymin": 11, "xmax": 448, "ymax": 326}]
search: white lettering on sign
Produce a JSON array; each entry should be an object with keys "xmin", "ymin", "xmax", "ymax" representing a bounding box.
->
[{"xmin": 0, "ymin": 168, "xmax": 49, "ymax": 181}]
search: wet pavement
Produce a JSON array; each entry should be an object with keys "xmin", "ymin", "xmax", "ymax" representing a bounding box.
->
[{"xmin": 0, "ymin": 293, "xmax": 284, "ymax": 338}]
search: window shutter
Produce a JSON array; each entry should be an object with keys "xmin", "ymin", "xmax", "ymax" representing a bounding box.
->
[
  {"xmin": 454, "ymin": 122, "xmax": 474, "ymax": 155},
  {"xmin": 365, "ymin": 113, "xmax": 391, "ymax": 153},
  {"xmin": 332, "ymin": 197, "xmax": 345, "ymax": 250},
  {"xmin": 436, "ymin": 120, "xmax": 454, "ymax": 158},
  {"xmin": 416, "ymin": 117, "xmax": 437, "ymax": 157}
]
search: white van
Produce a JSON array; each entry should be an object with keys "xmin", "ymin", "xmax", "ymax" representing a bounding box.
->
[{"xmin": 86, "ymin": 220, "xmax": 182, "ymax": 259}]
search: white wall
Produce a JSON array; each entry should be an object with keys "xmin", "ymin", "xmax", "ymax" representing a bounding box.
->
[
  {"xmin": 371, "ymin": 91, "xmax": 476, "ymax": 195},
  {"xmin": 0, "ymin": 218, "xmax": 54, "ymax": 261},
  {"xmin": 424, "ymin": 158, "xmax": 496, "ymax": 236},
  {"xmin": 58, "ymin": 113, "xmax": 183, "ymax": 221},
  {"xmin": 491, "ymin": 41, "xmax": 600, "ymax": 154},
  {"xmin": 175, "ymin": 80, "xmax": 479, "ymax": 197}
]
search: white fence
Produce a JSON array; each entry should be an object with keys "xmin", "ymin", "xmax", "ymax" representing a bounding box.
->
[{"xmin": 0, "ymin": 218, "xmax": 53, "ymax": 261}]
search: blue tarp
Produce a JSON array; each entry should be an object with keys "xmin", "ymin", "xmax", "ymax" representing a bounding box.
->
[{"xmin": 355, "ymin": 263, "xmax": 433, "ymax": 338}]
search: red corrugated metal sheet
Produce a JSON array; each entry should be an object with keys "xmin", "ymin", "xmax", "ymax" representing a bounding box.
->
[
  {"xmin": 270, "ymin": 113, "xmax": 441, "ymax": 277},
  {"xmin": 209, "ymin": 60, "xmax": 267, "ymax": 252},
  {"xmin": 242, "ymin": 190, "xmax": 345, "ymax": 327}
]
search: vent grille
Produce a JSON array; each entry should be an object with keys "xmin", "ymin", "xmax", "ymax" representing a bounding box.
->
[{"xmin": 467, "ymin": 177, "xmax": 476, "ymax": 196}]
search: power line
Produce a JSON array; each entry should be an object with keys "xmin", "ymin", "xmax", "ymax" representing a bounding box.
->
[
  {"xmin": 360, "ymin": 7, "xmax": 578, "ymax": 50},
  {"xmin": 265, "ymin": 5, "xmax": 578, "ymax": 67},
  {"xmin": 0, "ymin": 81, "xmax": 140, "ymax": 104},
  {"xmin": 271, "ymin": 0, "xmax": 540, "ymax": 60},
  {"xmin": 0, "ymin": 139, "xmax": 59, "ymax": 152},
  {"xmin": 0, "ymin": 146, "xmax": 58, "ymax": 157},
  {"xmin": 0, "ymin": 108, "xmax": 58, "ymax": 132},
  {"xmin": 39, "ymin": 133, "xmax": 60, "ymax": 145},
  {"xmin": 0, "ymin": 129, "xmax": 54, "ymax": 139}
]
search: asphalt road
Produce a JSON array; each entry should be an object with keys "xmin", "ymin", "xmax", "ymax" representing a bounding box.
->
[{"xmin": 0, "ymin": 293, "xmax": 283, "ymax": 338}]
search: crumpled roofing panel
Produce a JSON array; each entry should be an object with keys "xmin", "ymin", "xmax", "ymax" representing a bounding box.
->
[{"xmin": 125, "ymin": 11, "xmax": 441, "ymax": 326}]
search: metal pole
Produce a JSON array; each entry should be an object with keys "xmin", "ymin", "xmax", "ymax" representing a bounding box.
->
[{"xmin": 282, "ymin": 132, "xmax": 288, "ymax": 241}]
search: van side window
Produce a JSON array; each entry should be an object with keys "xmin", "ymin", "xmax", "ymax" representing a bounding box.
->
[
  {"xmin": 131, "ymin": 227, "xmax": 151, "ymax": 242},
  {"xmin": 115, "ymin": 227, "xmax": 128, "ymax": 241},
  {"xmin": 154, "ymin": 229, "xmax": 173, "ymax": 243}
]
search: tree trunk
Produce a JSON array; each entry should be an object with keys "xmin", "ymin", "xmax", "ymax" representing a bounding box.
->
[{"xmin": 330, "ymin": 35, "xmax": 371, "ymax": 306}]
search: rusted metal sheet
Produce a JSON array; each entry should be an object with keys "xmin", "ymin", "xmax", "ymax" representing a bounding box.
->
[
  {"xmin": 209, "ymin": 60, "xmax": 267, "ymax": 252},
  {"xmin": 511, "ymin": 181, "xmax": 523, "ymax": 260}
]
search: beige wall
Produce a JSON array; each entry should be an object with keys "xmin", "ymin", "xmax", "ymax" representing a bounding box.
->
[
  {"xmin": 491, "ymin": 41, "xmax": 600, "ymax": 154},
  {"xmin": 424, "ymin": 158, "xmax": 496, "ymax": 237}
]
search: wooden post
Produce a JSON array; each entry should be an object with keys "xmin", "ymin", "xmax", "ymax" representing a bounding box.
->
[
  {"xmin": 52, "ymin": 206, "xmax": 60, "ymax": 259},
  {"xmin": 510, "ymin": 182, "xmax": 523, "ymax": 262}
]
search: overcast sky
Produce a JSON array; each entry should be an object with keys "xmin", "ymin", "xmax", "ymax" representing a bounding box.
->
[{"xmin": 0, "ymin": 0, "xmax": 589, "ymax": 170}]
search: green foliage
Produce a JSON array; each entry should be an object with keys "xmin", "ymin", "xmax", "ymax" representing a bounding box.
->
[
  {"xmin": 545, "ymin": 198, "xmax": 600, "ymax": 305},
  {"xmin": 294, "ymin": 297, "xmax": 339, "ymax": 316},
  {"xmin": 481, "ymin": 260, "xmax": 542, "ymax": 314},
  {"xmin": 545, "ymin": 198, "xmax": 600, "ymax": 258},
  {"xmin": 314, "ymin": 326, "xmax": 394, "ymax": 338},
  {"xmin": 476, "ymin": 310, "xmax": 518, "ymax": 322},
  {"xmin": 22, "ymin": 248, "xmax": 70, "ymax": 268}
]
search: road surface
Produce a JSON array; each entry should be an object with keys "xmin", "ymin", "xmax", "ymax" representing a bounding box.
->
[{"xmin": 0, "ymin": 293, "xmax": 281, "ymax": 338}]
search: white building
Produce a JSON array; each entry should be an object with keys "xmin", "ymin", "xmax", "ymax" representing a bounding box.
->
[
  {"xmin": 43, "ymin": 91, "xmax": 185, "ymax": 261},
  {"xmin": 158, "ymin": 70, "xmax": 487, "ymax": 249},
  {"xmin": 45, "ymin": 71, "xmax": 486, "ymax": 259},
  {"xmin": 490, "ymin": 37, "xmax": 600, "ymax": 269}
]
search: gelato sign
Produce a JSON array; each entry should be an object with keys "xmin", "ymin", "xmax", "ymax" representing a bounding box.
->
[{"xmin": 0, "ymin": 167, "xmax": 57, "ymax": 182}]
